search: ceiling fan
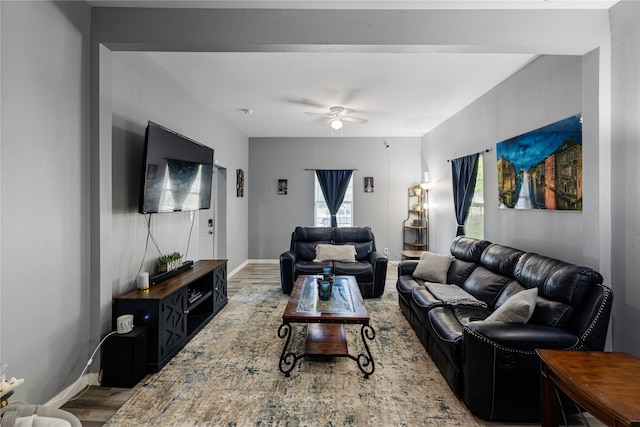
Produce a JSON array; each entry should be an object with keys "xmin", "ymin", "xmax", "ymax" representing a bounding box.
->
[{"xmin": 305, "ymin": 106, "xmax": 368, "ymax": 130}]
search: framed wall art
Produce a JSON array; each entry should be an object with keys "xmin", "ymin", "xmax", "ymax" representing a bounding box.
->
[
  {"xmin": 364, "ymin": 177, "xmax": 374, "ymax": 193},
  {"xmin": 278, "ymin": 179, "xmax": 288, "ymax": 195},
  {"xmin": 236, "ymin": 169, "xmax": 244, "ymax": 197},
  {"xmin": 496, "ymin": 114, "xmax": 582, "ymax": 211}
]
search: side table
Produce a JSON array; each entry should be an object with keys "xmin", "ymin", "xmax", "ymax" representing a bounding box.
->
[
  {"xmin": 401, "ymin": 250, "xmax": 425, "ymax": 260},
  {"xmin": 537, "ymin": 349, "xmax": 640, "ymax": 427}
]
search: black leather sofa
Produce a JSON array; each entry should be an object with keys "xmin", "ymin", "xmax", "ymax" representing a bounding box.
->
[
  {"xmin": 279, "ymin": 226, "xmax": 388, "ymax": 298},
  {"xmin": 396, "ymin": 236, "xmax": 613, "ymax": 421}
]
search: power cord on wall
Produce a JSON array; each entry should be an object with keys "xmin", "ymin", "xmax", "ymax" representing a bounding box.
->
[{"xmin": 45, "ymin": 331, "xmax": 118, "ymax": 408}]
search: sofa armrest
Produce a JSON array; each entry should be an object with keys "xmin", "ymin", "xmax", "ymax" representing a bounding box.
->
[
  {"xmin": 368, "ymin": 250, "xmax": 388, "ymax": 298},
  {"xmin": 398, "ymin": 260, "xmax": 418, "ymax": 277},
  {"xmin": 462, "ymin": 321, "xmax": 581, "ymax": 421},
  {"xmin": 279, "ymin": 250, "xmax": 298, "ymax": 294},
  {"xmin": 464, "ymin": 321, "xmax": 580, "ymax": 352}
]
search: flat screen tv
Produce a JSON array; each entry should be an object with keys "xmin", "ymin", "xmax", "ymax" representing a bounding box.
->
[{"xmin": 139, "ymin": 121, "xmax": 214, "ymax": 214}]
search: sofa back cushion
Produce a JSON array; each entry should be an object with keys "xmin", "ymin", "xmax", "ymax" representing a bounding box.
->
[
  {"xmin": 461, "ymin": 266, "xmax": 514, "ymax": 307},
  {"xmin": 447, "ymin": 237, "xmax": 492, "ymax": 286},
  {"xmin": 514, "ymin": 252, "xmax": 603, "ymax": 328},
  {"xmin": 450, "ymin": 236, "xmax": 491, "ymax": 263},
  {"xmin": 480, "ymin": 244, "xmax": 524, "ymax": 277},
  {"xmin": 291, "ymin": 227, "xmax": 333, "ymax": 261},
  {"xmin": 333, "ymin": 227, "xmax": 375, "ymax": 261}
]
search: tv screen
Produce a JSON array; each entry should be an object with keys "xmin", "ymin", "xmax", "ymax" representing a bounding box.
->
[{"xmin": 139, "ymin": 121, "xmax": 214, "ymax": 214}]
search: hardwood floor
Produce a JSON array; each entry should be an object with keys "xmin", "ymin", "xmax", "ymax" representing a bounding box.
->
[
  {"xmin": 61, "ymin": 262, "xmax": 394, "ymax": 426},
  {"xmin": 59, "ymin": 262, "xmax": 602, "ymax": 427}
]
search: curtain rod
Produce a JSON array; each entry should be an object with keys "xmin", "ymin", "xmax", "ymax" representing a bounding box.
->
[
  {"xmin": 304, "ymin": 168, "xmax": 359, "ymax": 171},
  {"xmin": 447, "ymin": 148, "xmax": 492, "ymax": 162}
]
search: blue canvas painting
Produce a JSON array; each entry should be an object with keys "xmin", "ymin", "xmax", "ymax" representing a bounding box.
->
[{"xmin": 496, "ymin": 114, "xmax": 582, "ymax": 210}]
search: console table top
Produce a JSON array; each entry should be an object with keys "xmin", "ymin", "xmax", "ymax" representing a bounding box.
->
[
  {"xmin": 537, "ymin": 349, "xmax": 640, "ymax": 427},
  {"xmin": 115, "ymin": 259, "xmax": 227, "ymax": 301}
]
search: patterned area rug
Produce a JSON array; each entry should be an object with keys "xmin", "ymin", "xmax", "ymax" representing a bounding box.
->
[{"xmin": 106, "ymin": 285, "xmax": 479, "ymax": 426}]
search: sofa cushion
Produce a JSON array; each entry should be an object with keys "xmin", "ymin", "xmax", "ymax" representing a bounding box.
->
[
  {"xmin": 294, "ymin": 260, "xmax": 332, "ymax": 277},
  {"xmin": 291, "ymin": 227, "xmax": 333, "ymax": 261},
  {"xmin": 529, "ymin": 296, "xmax": 575, "ymax": 328},
  {"xmin": 333, "ymin": 261, "xmax": 373, "ymax": 283},
  {"xmin": 461, "ymin": 266, "xmax": 513, "ymax": 307},
  {"xmin": 486, "ymin": 287, "xmax": 538, "ymax": 323},
  {"xmin": 413, "ymin": 251, "xmax": 453, "ymax": 283},
  {"xmin": 449, "ymin": 236, "xmax": 492, "ymax": 263},
  {"xmin": 446, "ymin": 259, "xmax": 480, "ymax": 286},
  {"xmin": 480, "ymin": 244, "xmax": 524, "ymax": 277},
  {"xmin": 333, "ymin": 227, "xmax": 375, "ymax": 261},
  {"xmin": 314, "ymin": 244, "xmax": 356, "ymax": 262}
]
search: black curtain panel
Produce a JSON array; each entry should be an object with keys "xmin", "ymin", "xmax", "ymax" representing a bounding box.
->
[
  {"xmin": 451, "ymin": 154, "xmax": 479, "ymax": 236},
  {"xmin": 316, "ymin": 169, "xmax": 353, "ymax": 228}
]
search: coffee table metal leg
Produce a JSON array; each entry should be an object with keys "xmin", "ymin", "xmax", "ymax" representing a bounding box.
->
[
  {"xmin": 355, "ymin": 324, "xmax": 376, "ymax": 379},
  {"xmin": 278, "ymin": 323, "xmax": 299, "ymax": 377}
]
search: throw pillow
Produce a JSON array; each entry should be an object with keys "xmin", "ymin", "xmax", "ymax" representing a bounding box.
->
[
  {"xmin": 412, "ymin": 251, "xmax": 454, "ymax": 284},
  {"xmin": 486, "ymin": 287, "xmax": 538, "ymax": 323},
  {"xmin": 314, "ymin": 244, "xmax": 357, "ymax": 263}
]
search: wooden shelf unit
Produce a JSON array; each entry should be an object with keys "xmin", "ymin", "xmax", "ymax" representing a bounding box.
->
[
  {"xmin": 113, "ymin": 259, "xmax": 228, "ymax": 372},
  {"xmin": 403, "ymin": 184, "xmax": 429, "ymax": 252}
]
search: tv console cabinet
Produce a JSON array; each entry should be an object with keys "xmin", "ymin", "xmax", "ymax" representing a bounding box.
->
[{"xmin": 113, "ymin": 259, "xmax": 228, "ymax": 372}]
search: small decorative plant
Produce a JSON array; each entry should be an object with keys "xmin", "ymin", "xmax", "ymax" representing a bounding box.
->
[{"xmin": 158, "ymin": 252, "xmax": 183, "ymax": 272}]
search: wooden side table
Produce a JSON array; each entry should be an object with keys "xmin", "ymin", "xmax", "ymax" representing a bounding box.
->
[
  {"xmin": 401, "ymin": 250, "xmax": 425, "ymax": 260},
  {"xmin": 537, "ymin": 349, "xmax": 640, "ymax": 427}
]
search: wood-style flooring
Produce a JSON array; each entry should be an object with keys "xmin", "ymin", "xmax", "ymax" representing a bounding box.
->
[
  {"xmin": 58, "ymin": 262, "xmax": 601, "ymax": 427},
  {"xmin": 61, "ymin": 262, "xmax": 397, "ymax": 426}
]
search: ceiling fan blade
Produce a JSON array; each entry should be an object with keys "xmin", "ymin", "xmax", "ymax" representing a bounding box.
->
[
  {"xmin": 342, "ymin": 116, "xmax": 368, "ymax": 124},
  {"xmin": 305, "ymin": 112, "xmax": 331, "ymax": 117},
  {"xmin": 286, "ymin": 97, "xmax": 326, "ymax": 108},
  {"xmin": 338, "ymin": 108, "xmax": 355, "ymax": 116}
]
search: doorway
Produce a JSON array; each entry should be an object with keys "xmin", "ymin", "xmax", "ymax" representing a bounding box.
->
[{"xmin": 199, "ymin": 165, "xmax": 227, "ymax": 259}]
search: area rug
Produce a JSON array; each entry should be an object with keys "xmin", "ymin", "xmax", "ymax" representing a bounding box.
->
[{"xmin": 105, "ymin": 285, "xmax": 479, "ymax": 426}]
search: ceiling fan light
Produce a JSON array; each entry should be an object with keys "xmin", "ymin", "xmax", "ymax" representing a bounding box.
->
[{"xmin": 331, "ymin": 119, "xmax": 343, "ymax": 130}]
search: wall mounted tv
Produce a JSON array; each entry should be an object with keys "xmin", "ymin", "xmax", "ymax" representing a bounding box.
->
[{"xmin": 139, "ymin": 121, "xmax": 214, "ymax": 214}]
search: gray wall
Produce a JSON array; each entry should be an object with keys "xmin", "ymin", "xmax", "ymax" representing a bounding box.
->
[
  {"xmin": 248, "ymin": 137, "xmax": 422, "ymax": 261},
  {"xmin": 611, "ymin": 0, "xmax": 640, "ymax": 356},
  {"xmin": 423, "ymin": 55, "xmax": 597, "ymax": 266},
  {"xmin": 1, "ymin": 1, "xmax": 91, "ymax": 403},
  {"xmin": 109, "ymin": 52, "xmax": 248, "ymax": 298}
]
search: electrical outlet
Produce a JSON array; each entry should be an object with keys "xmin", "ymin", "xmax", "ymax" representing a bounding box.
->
[{"xmin": 383, "ymin": 248, "xmax": 389, "ymax": 256}]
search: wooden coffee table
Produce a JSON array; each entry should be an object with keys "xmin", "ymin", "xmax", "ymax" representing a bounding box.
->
[
  {"xmin": 278, "ymin": 275, "xmax": 375, "ymax": 378},
  {"xmin": 537, "ymin": 349, "xmax": 640, "ymax": 427}
]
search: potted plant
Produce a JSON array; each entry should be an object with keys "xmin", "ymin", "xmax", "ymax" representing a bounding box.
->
[{"xmin": 158, "ymin": 252, "xmax": 183, "ymax": 272}]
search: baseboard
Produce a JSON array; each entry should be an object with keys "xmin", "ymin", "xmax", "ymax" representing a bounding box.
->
[
  {"xmin": 43, "ymin": 372, "xmax": 99, "ymax": 409},
  {"xmin": 228, "ymin": 259, "xmax": 278, "ymax": 278}
]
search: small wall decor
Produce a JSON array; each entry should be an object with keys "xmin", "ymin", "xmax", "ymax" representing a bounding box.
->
[
  {"xmin": 496, "ymin": 114, "xmax": 582, "ymax": 211},
  {"xmin": 236, "ymin": 169, "xmax": 244, "ymax": 197},
  {"xmin": 364, "ymin": 177, "xmax": 374, "ymax": 193},
  {"xmin": 278, "ymin": 179, "xmax": 288, "ymax": 195}
]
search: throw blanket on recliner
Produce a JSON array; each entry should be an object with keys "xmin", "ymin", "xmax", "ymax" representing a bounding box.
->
[{"xmin": 424, "ymin": 282, "xmax": 487, "ymax": 308}]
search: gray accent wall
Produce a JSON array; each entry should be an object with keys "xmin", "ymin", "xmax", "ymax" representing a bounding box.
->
[
  {"xmin": 1, "ymin": 1, "xmax": 91, "ymax": 403},
  {"xmin": 248, "ymin": 137, "xmax": 422, "ymax": 261},
  {"xmin": 423, "ymin": 55, "xmax": 595, "ymax": 265},
  {"xmin": 611, "ymin": 0, "xmax": 640, "ymax": 356},
  {"xmin": 109, "ymin": 52, "xmax": 248, "ymax": 298}
]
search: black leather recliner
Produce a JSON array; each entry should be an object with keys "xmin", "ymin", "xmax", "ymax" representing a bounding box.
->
[
  {"xmin": 396, "ymin": 236, "xmax": 613, "ymax": 421},
  {"xmin": 279, "ymin": 226, "xmax": 388, "ymax": 298}
]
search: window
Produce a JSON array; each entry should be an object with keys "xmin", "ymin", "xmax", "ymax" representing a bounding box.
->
[
  {"xmin": 465, "ymin": 155, "xmax": 484, "ymax": 239},
  {"xmin": 314, "ymin": 175, "xmax": 353, "ymax": 227}
]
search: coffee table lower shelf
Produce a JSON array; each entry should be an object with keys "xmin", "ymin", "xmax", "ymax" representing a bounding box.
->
[{"xmin": 278, "ymin": 322, "xmax": 376, "ymax": 378}]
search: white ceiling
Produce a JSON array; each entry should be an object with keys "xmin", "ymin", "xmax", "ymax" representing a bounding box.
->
[{"xmin": 98, "ymin": 1, "xmax": 619, "ymax": 138}]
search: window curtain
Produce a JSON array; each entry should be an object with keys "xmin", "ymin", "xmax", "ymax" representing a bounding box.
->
[
  {"xmin": 451, "ymin": 154, "xmax": 479, "ymax": 236},
  {"xmin": 316, "ymin": 169, "xmax": 353, "ymax": 228}
]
